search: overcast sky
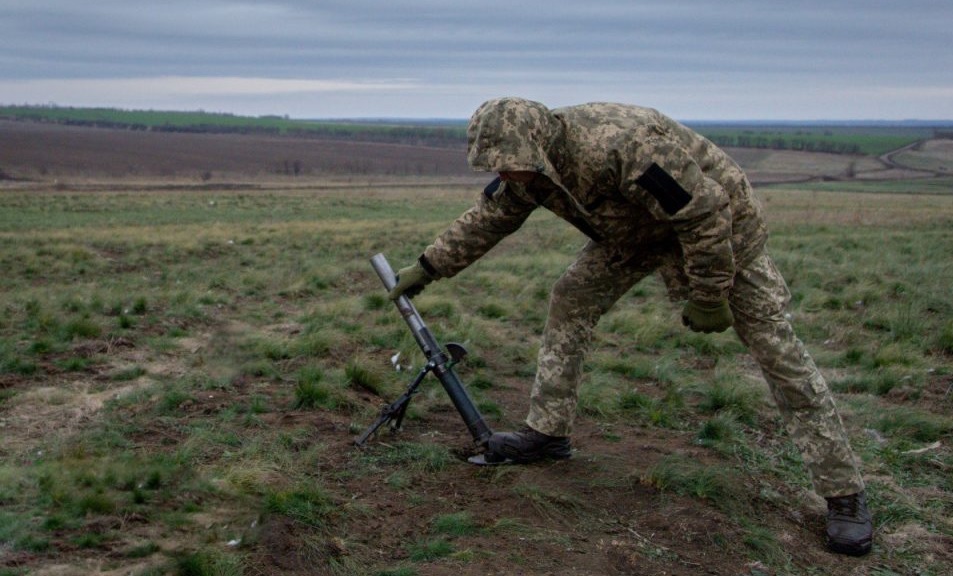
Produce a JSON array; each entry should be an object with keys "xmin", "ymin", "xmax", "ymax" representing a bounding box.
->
[{"xmin": 1, "ymin": 0, "xmax": 951, "ymax": 121}]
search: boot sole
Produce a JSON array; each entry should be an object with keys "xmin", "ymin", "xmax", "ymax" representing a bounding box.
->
[
  {"xmin": 469, "ymin": 448, "xmax": 571, "ymax": 466},
  {"xmin": 501, "ymin": 446, "xmax": 572, "ymax": 464},
  {"xmin": 827, "ymin": 538, "xmax": 872, "ymax": 557}
]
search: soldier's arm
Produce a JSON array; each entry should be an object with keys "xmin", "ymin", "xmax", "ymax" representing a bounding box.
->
[
  {"xmin": 421, "ymin": 178, "xmax": 538, "ymax": 279},
  {"xmin": 622, "ymin": 140, "xmax": 735, "ymax": 302}
]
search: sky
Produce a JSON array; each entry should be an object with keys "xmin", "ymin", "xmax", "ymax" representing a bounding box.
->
[{"xmin": 1, "ymin": 0, "xmax": 951, "ymax": 121}]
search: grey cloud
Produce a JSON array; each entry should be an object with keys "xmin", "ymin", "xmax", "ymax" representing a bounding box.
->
[{"xmin": 1, "ymin": 0, "xmax": 951, "ymax": 118}]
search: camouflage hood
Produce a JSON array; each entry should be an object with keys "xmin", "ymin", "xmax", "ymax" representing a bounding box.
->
[
  {"xmin": 466, "ymin": 97, "xmax": 563, "ymax": 181},
  {"xmin": 467, "ymin": 97, "xmax": 590, "ymax": 212}
]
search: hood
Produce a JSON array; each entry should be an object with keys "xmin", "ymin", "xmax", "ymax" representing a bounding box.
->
[
  {"xmin": 466, "ymin": 97, "xmax": 591, "ymax": 214},
  {"xmin": 466, "ymin": 97, "xmax": 562, "ymax": 178}
]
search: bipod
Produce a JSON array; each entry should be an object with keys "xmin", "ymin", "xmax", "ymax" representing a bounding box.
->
[{"xmin": 354, "ymin": 343, "xmax": 469, "ymax": 447}]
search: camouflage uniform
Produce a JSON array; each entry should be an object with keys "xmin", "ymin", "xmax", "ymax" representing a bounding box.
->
[{"xmin": 419, "ymin": 98, "xmax": 864, "ymax": 497}]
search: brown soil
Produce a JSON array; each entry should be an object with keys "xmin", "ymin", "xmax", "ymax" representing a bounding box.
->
[
  {"xmin": 0, "ymin": 120, "xmax": 470, "ymax": 181},
  {"xmin": 5, "ymin": 322, "xmax": 946, "ymax": 576}
]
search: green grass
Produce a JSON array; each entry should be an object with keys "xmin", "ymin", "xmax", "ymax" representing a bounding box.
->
[
  {"xmin": 773, "ymin": 176, "xmax": 953, "ymax": 195},
  {"xmin": 432, "ymin": 511, "xmax": 479, "ymax": 537},
  {"xmin": 1, "ymin": 184, "xmax": 951, "ymax": 575},
  {"xmin": 175, "ymin": 549, "xmax": 245, "ymax": 576},
  {"xmin": 407, "ymin": 537, "xmax": 454, "ymax": 561},
  {"xmin": 642, "ymin": 454, "xmax": 747, "ymax": 512},
  {"xmin": 264, "ymin": 485, "xmax": 334, "ymax": 527},
  {"xmin": 360, "ymin": 441, "xmax": 456, "ymax": 473},
  {"xmin": 293, "ymin": 365, "xmax": 340, "ymax": 409}
]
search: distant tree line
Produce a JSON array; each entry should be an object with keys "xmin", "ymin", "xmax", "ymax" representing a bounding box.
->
[
  {"xmin": 26, "ymin": 117, "xmax": 468, "ymax": 148},
  {"xmin": 700, "ymin": 133, "xmax": 863, "ymax": 154},
  {"xmin": 690, "ymin": 124, "xmax": 939, "ymax": 156},
  {"xmin": 3, "ymin": 105, "xmax": 940, "ymax": 156},
  {"xmin": 0, "ymin": 105, "xmax": 468, "ymax": 149}
]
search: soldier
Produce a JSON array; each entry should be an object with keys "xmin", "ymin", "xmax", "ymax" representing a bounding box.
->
[{"xmin": 388, "ymin": 97, "xmax": 873, "ymax": 556}]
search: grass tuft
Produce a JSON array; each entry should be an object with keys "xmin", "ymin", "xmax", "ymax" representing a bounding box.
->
[
  {"xmin": 696, "ymin": 376, "xmax": 763, "ymax": 425},
  {"xmin": 642, "ymin": 455, "xmax": 747, "ymax": 513},
  {"xmin": 345, "ymin": 359, "xmax": 387, "ymax": 396},
  {"xmin": 432, "ymin": 512, "xmax": 478, "ymax": 537},
  {"xmin": 364, "ymin": 442, "xmax": 455, "ymax": 473},
  {"xmin": 697, "ymin": 411, "xmax": 745, "ymax": 452},
  {"xmin": 294, "ymin": 365, "xmax": 336, "ymax": 409},
  {"xmin": 265, "ymin": 485, "xmax": 334, "ymax": 528},
  {"xmin": 407, "ymin": 538, "xmax": 454, "ymax": 562},
  {"xmin": 175, "ymin": 549, "xmax": 244, "ymax": 576}
]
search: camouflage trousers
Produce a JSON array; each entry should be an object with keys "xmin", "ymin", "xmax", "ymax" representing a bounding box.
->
[{"xmin": 525, "ymin": 242, "xmax": 865, "ymax": 497}]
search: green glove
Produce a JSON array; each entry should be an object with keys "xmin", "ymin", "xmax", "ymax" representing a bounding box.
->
[
  {"xmin": 388, "ymin": 261, "xmax": 434, "ymax": 300},
  {"xmin": 681, "ymin": 299, "xmax": 734, "ymax": 333}
]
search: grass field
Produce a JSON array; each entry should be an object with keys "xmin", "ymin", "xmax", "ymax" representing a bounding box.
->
[
  {"xmin": 693, "ymin": 123, "xmax": 939, "ymax": 156},
  {"xmin": 1, "ymin": 173, "xmax": 951, "ymax": 575}
]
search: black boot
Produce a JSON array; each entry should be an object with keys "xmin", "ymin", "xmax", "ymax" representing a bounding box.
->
[
  {"xmin": 826, "ymin": 491, "xmax": 873, "ymax": 556},
  {"xmin": 485, "ymin": 426, "xmax": 572, "ymax": 464}
]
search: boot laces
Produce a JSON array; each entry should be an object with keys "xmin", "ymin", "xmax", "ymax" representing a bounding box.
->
[
  {"xmin": 831, "ymin": 496, "xmax": 857, "ymax": 515},
  {"xmin": 828, "ymin": 494, "xmax": 867, "ymax": 522}
]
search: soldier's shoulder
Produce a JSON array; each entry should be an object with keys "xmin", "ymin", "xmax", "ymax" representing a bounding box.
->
[{"xmin": 554, "ymin": 102, "xmax": 660, "ymax": 121}]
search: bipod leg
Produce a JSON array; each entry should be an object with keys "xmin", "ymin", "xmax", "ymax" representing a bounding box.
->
[{"xmin": 354, "ymin": 364, "xmax": 431, "ymax": 447}]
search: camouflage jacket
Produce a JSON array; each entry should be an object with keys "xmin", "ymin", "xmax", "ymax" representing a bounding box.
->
[{"xmin": 421, "ymin": 98, "xmax": 768, "ymax": 302}]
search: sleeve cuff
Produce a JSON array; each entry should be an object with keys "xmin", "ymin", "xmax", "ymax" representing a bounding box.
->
[{"xmin": 418, "ymin": 254, "xmax": 439, "ymax": 279}]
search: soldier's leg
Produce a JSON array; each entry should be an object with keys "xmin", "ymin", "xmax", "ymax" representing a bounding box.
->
[
  {"xmin": 526, "ymin": 244, "xmax": 656, "ymax": 437},
  {"xmin": 730, "ymin": 251, "xmax": 865, "ymax": 497}
]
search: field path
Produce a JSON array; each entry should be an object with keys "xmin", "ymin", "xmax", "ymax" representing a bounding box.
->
[{"xmin": 877, "ymin": 139, "xmax": 947, "ymax": 176}]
